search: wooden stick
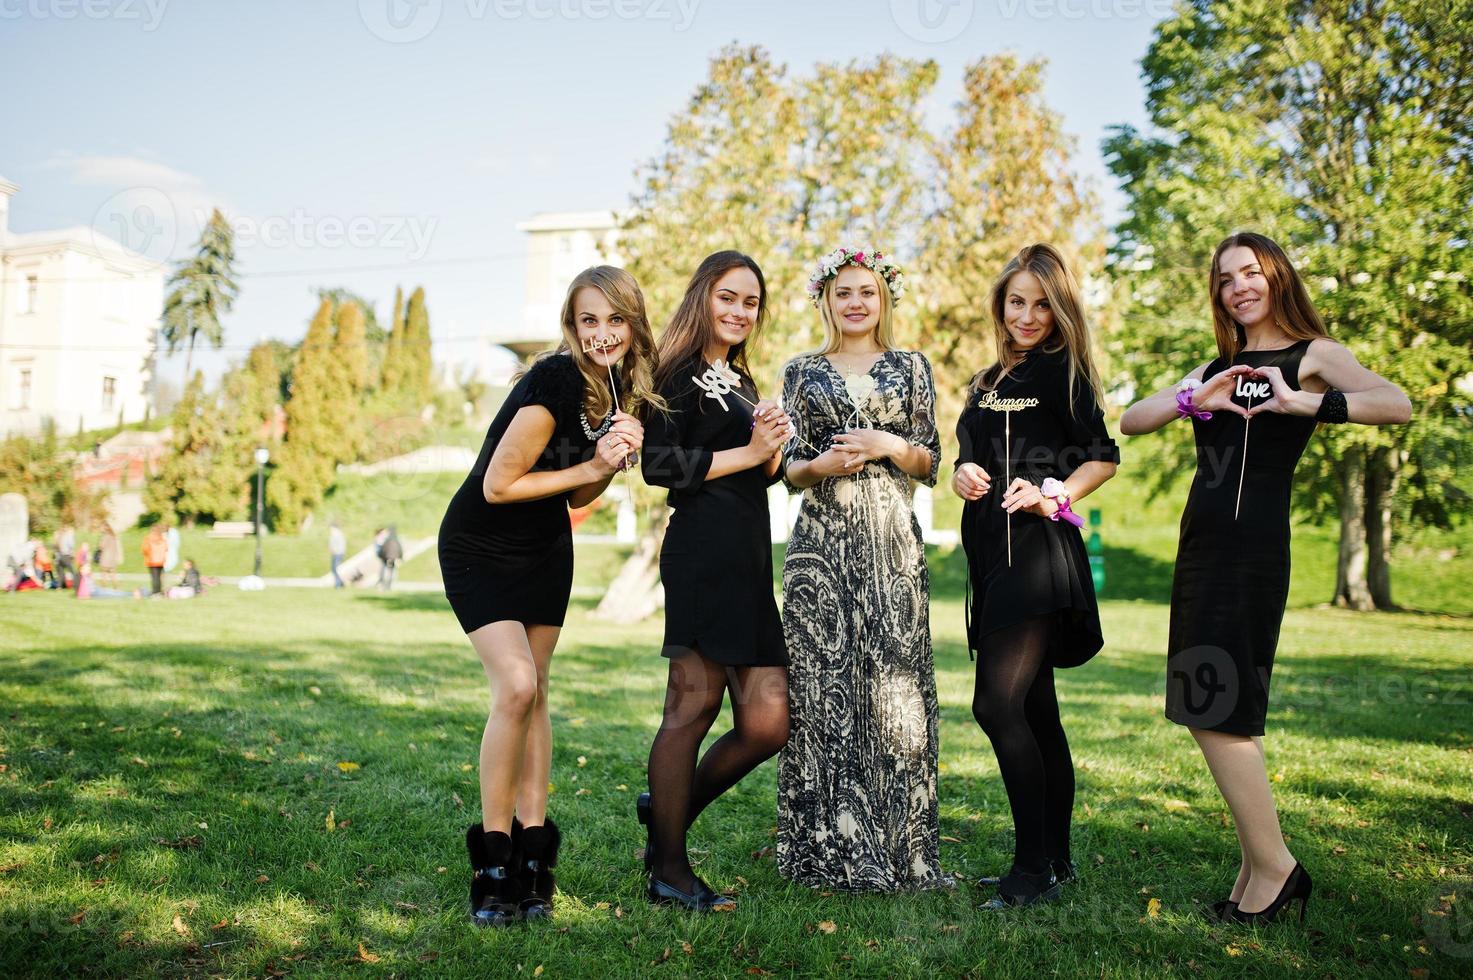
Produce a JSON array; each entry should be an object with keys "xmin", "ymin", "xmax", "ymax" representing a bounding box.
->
[{"xmin": 1235, "ymin": 392, "xmax": 1253, "ymax": 521}]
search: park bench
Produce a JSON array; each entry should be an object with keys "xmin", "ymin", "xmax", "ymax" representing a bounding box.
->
[{"xmin": 207, "ymin": 521, "xmax": 258, "ymax": 539}]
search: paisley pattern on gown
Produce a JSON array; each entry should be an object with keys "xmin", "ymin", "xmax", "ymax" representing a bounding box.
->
[{"xmin": 776, "ymin": 350, "xmax": 952, "ymax": 892}]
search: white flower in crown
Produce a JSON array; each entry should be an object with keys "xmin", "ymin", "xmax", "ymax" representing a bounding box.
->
[{"xmin": 807, "ymin": 245, "xmax": 907, "ymax": 309}]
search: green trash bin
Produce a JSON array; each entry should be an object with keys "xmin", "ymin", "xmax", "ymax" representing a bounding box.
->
[{"xmin": 1087, "ymin": 507, "xmax": 1105, "ymax": 593}]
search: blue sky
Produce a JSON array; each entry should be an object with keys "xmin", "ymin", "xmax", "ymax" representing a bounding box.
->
[{"xmin": 0, "ymin": 0, "xmax": 1171, "ymax": 382}]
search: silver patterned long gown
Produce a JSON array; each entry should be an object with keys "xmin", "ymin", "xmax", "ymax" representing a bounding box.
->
[{"xmin": 776, "ymin": 349, "xmax": 952, "ymax": 892}]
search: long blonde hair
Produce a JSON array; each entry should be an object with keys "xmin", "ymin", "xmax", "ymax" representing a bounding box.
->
[
  {"xmin": 534, "ymin": 265, "xmax": 664, "ymax": 419},
  {"xmin": 1209, "ymin": 232, "xmax": 1329, "ymax": 359},
  {"xmin": 649, "ymin": 251, "xmax": 768, "ymax": 409},
  {"xmin": 813, "ymin": 264, "xmax": 898, "ymax": 354},
  {"xmin": 966, "ymin": 243, "xmax": 1104, "ymax": 415}
]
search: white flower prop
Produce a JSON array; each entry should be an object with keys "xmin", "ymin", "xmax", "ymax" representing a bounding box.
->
[{"xmin": 806, "ymin": 246, "xmax": 907, "ymax": 309}]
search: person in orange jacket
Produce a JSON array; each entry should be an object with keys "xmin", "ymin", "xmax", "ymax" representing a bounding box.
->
[{"xmin": 142, "ymin": 526, "xmax": 168, "ymax": 595}]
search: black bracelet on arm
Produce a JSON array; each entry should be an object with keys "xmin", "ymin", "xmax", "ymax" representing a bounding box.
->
[{"xmin": 1315, "ymin": 388, "xmax": 1349, "ymax": 424}]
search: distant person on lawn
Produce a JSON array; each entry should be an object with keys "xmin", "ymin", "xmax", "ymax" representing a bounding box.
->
[
  {"xmin": 142, "ymin": 526, "xmax": 168, "ymax": 595},
  {"xmin": 97, "ymin": 524, "xmax": 122, "ymax": 589},
  {"xmin": 328, "ymin": 521, "xmax": 347, "ymax": 588},
  {"xmin": 377, "ymin": 527, "xmax": 403, "ymax": 590}
]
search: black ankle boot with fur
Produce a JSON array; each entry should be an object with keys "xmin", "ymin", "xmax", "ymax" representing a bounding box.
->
[
  {"xmin": 512, "ymin": 817, "xmax": 560, "ymax": 921},
  {"xmin": 465, "ymin": 823, "xmax": 521, "ymax": 927}
]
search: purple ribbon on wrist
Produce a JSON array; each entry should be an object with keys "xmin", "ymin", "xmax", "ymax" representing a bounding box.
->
[
  {"xmin": 1040, "ymin": 478, "xmax": 1086, "ymax": 528},
  {"xmin": 1176, "ymin": 388, "xmax": 1212, "ymax": 421}
]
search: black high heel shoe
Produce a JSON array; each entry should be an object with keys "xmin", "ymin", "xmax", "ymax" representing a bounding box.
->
[
  {"xmin": 1226, "ymin": 864, "xmax": 1312, "ymax": 924},
  {"xmin": 1207, "ymin": 899, "xmax": 1238, "ymax": 922},
  {"xmin": 980, "ymin": 857, "xmax": 1076, "ymax": 888},
  {"xmin": 979, "ymin": 867, "xmax": 1060, "ymax": 910},
  {"xmin": 647, "ymin": 874, "xmax": 737, "ymax": 912},
  {"xmin": 636, "ymin": 792, "xmax": 654, "ymax": 872}
]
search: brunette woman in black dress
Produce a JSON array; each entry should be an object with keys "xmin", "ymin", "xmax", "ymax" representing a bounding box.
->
[
  {"xmin": 1121, "ymin": 232, "xmax": 1410, "ymax": 924},
  {"xmin": 439, "ymin": 266, "xmax": 659, "ymax": 926},
  {"xmin": 637, "ymin": 251, "xmax": 794, "ymax": 912},
  {"xmin": 953, "ymin": 243, "xmax": 1119, "ymax": 909}
]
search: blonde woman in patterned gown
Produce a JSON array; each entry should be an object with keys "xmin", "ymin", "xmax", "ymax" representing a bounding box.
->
[{"xmin": 776, "ymin": 247, "xmax": 951, "ymax": 892}]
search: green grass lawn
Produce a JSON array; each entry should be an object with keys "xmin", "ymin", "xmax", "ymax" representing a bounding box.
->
[{"xmin": 1, "ymin": 580, "xmax": 1469, "ymax": 977}]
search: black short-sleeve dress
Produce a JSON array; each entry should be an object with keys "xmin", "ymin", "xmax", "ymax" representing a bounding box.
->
[
  {"xmin": 1165, "ymin": 340, "xmax": 1317, "ymax": 735},
  {"xmin": 438, "ymin": 353, "xmax": 609, "ymax": 633},
  {"xmin": 955, "ymin": 346, "xmax": 1120, "ymax": 668},
  {"xmin": 641, "ymin": 357, "xmax": 787, "ymax": 667}
]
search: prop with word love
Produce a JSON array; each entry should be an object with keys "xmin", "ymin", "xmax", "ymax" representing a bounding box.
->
[
  {"xmin": 976, "ymin": 390, "xmax": 1042, "ymax": 567},
  {"xmin": 691, "ymin": 359, "xmax": 819, "ymax": 455},
  {"xmin": 1233, "ymin": 373, "xmax": 1272, "ymax": 519},
  {"xmin": 581, "ymin": 335, "xmax": 636, "ymax": 470}
]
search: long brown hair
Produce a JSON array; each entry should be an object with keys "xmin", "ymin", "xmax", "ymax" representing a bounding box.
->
[
  {"xmin": 966, "ymin": 242, "xmax": 1104, "ymax": 416},
  {"xmin": 530, "ymin": 265, "xmax": 664, "ymax": 420},
  {"xmin": 650, "ymin": 251, "xmax": 769, "ymax": 408},
  {"xmin": 1209, "ymin": 232, "xmax": 1329, "ymax": 359}
]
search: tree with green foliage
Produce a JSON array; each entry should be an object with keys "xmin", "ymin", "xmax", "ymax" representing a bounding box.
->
[
  {"xmin": 1104, "ymin": 0, "xmax": 1473, "ymax": 610},
  {"xmin": 0, "ymin": 423, "xmax": 106, "ymax": 537},
  {"xmin": 161, "ymin": 209, "xmax": 239, "ymax": 381},
  {"xmin": 144, "ymin": 371, "xmax": 253, "ymax": 526},
  {"xmin": 400, "ymin": 286, "xmax": 434, "ymax": 405},
  {"xmin": 268, "ymin": 298, "xmax": 341, "ymax": 529},
  {"xmin": 381, "ymin": 285, "xmax": 406, "ymax": 394}
]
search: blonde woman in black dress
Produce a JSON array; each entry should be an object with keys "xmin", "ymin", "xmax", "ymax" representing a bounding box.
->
[
  {"xmin": 1121, "ymin": 233, "xmax": 1409, "ymax": 923},
  {"xmin": 777, "ymin": 247, "xmax": 950, "ymax": 892},
  {"xmin": 439, "ymin": 266, "xmax": 658, "ymax": 925},
  {"xmin": 638, "ymin": 251, "xmax": 794, "ymax": 912},
  {"xmin": 954, "ymin": 244, "xmax": 1119, "ymax": 909}
]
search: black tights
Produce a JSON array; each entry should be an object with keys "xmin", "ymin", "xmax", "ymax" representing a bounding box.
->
[
  {"xmin": 646, "ymin": 652, "xmax": 789, "ymax": 892},
  {"xmin": 972, "ymin": 616, "xmax": 1074, "ymax": 874}
]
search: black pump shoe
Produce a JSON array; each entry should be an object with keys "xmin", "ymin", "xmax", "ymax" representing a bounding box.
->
[
  {"xmin": 980, "ymin": 857, "xmax": 1076, "ymax": 889},
  {"xmin": 647, "ymin": 874, "xmax": 736, "ymax": 912},
  {"xmin": 636, "ymin": 792, "xmax": 654, "ymax": 871},
  {"xmin": 465, "ymin": 824, "xmax": 521, "ymax": 927},
  {"xmin": 1226, "ymin": 864, "xmax": 1312, "ymax": 924},
  {"xmin": 979, "ymin": 868, "xmax": 1060, "ymax": 910},
  {"xmin": 1207, "ymin": 899, "xmax": 1239, "ymax": 922},
  {"xmin": 513, "ymin": 817, "xmax": 560, "ymax": 921}
]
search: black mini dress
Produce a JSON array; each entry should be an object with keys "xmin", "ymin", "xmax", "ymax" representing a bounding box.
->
[
  {"xmin": 1165, "ymin": 340, "xmax": 1317, "ymax": 735},
  {"xmin": 955, "ymin": 346, "xmax": 1120, "ymax": 668},
  {"xmin": 438, "ymin": 353, "xmax": 608, "ymax": 633},
  {"xmin": 642, "ymin": 357, "xmax": 788, "ymax": 667}
]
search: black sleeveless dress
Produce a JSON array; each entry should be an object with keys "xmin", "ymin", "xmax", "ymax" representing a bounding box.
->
[
  {"xmin": 955, "ymin": 347, "xmax": 1120, "ymax": 668},
  {"xmin": 641, "ymin": 357, "xmax": 787, "ymax": 667},
  {"xmin": 1165, "ymin": 339, "xmax": 1317, "ymax": 735},
  {"xmin": 438, "ymin": 353, "xmax": 609, "ymax": 633}
]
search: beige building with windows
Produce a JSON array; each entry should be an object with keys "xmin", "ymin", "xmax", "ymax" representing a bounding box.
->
[
  {"xmin": 492, "ymin": 211, "xmax": 621, "ymax": 360},
  {"xmin": 0, "ymin": 175, "xmax": 164, "ymax": 437}
]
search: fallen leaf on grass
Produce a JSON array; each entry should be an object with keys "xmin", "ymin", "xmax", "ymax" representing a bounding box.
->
[
  {"xmin": 534, "ymin": 967, "xmax": 544, "ymax": 977},
  {"xmin": 326, "ymin": 810, "xmax": 336, "ymax": 832},
  {"xmin": 594, "ymin": 902, "xmax": 611, "ymax": 911},
  {"xmin": 0, "ymin": 863, "xmax": 22, "ymax": 874},
  {"xmin": 255, "ymin": 875, "xmax": 270, "ymax": 884},
  {"xmin": 43, "ymin": 818, "xmax": 53, "ymax": 830},
  {"xmin": 336, "ymin": 762, "xmax": 360, "ymax": 773},
  {"xmin": 357, "ymin": 943, "xmax": 379, "ymax": 963},
  {"xmin": 576, "ymin": 788, "xmax": 591, "ymax": 796},
  {"xmin": 172, "ymin": 913, "xmax": 190, "ymax": 936},
  {"xmin": 1164, "ymin": 800, "xmax": 1191, "ymax": 813},
  {"xmin": 131, "ymin": 757, "xmax": 148, "ymax": 768},
  {"xmin": 681, "ymin": 942, "xmax": 693, "ymax": 954},
  {"xmin": 816, "ymin": 921, "xmax": 837, "ymax": 934},
  {"xmin": 417, "ymin": 951, "xmax": 440, "ymax": 963},
  {"xmin": 452, "ymin": 792, "xmax": 464, "ymax": 808},
  {"xmin": 308, "ymin": 686, "xmax": 322, "ymax": 697},
  {"xmin": 156, "ymin": 834, "xmax": 204, "ymax": 850},
  {"xmin": 1147, "ymin": 898, "xmax": 1162, "ymax": 919},
  {"xmin": 940, "ymin": 835, "xmax": 964, "ymax": 844},
  {"xmin": 1225, "ymin": 944, "xmax": 1243, "ymax": 957},
  {"xmin": 652, "ymin": 949, "xmax": 671, "ymax": 965},
  {"xmin": 460, "ymin": 764, "xmax": 473, "ymax": 772},
  {"xmin": 577, "ymin": 756, "xmax": 587, "ymax": 767},
  {"xmin": 67, "ymin": 910, "xmax": 87, "ymax": 925},
  {"xmin": 211, "ymin": 919, "xmax": 229, "ymax": 930}
]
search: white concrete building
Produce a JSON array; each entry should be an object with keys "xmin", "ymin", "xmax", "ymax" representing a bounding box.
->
[
  {"xmin": 491, "ymin": 211, "xmax": 621, "ymax": 360},
  {"xmin": 0, "ymin": 175, "xmax": 165, "ymax": 437}
]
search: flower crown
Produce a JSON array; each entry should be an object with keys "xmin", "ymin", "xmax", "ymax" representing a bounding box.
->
[{"xmin": 805, "ymin": 246, "xmax": 907, "ymax": 309}]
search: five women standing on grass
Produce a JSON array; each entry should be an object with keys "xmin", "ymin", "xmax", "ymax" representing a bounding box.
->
[{"xmin": 442, "ymin": 232, "xmax": 1409, "ymax": 927}]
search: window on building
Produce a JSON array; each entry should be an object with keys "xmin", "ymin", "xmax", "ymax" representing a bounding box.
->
[
  {"xmin": 14, "ymin": 367, "xmax": 32, "ymax": 410},
  {"xmin": 102, "ymin": 376, "xmax": 117, "ymax": 413},
  {"xmin": 24, "ymin": 275, "xmax": 38, "ymax": 314}
]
